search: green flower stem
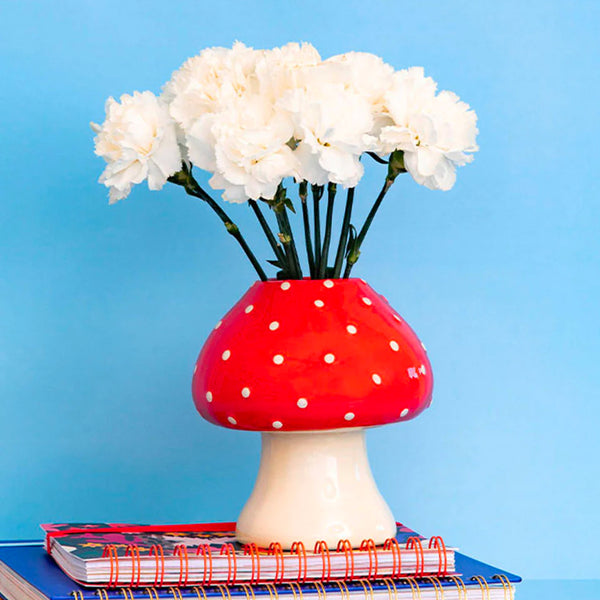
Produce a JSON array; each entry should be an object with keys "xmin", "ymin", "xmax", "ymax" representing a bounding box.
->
[
  {"xmin": 366, "ymin": 152, "xmax": 389, "ymax": 165},
  {"xmin": 299, "ymin": 182, "xmax": 315, "ymax": 277},
  {"xmin": 169, "ymin": 168, "xmax": 267, "ymax": 281},
  {"xmin": 248, "ymin": 200, "xmax": 286, "ymax": 268},
  {"xmin": 343, "ymin": 178, "xmax": 394, "ymax": 278},
  {"xmin": 318, "ymin": 183, "xmax": 337, "ymax": 279},
  {"xmin": 280, "ymin": 206, "xmax": 303, "ymax": 279},
  {"xmin": 274, "ymin": 208, "xmax": 301, "ymax": 279},
  {"xmin": 311, "ymin": 185, "xmax": 323, "ymax": 274},
  {"xmin": 332, "ymin": 187, "xmax": 355, "ymax": 278}
]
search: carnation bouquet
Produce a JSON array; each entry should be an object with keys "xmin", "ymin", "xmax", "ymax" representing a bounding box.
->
[
  {"xmin": 92, "ymin": 42, "xmax": 478, "ymax": 281},
  {"xmin": 92, "ymin": 43, "xmax": 479, "ymax": 546}
]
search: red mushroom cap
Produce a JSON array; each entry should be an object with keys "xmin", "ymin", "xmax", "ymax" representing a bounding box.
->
[{"xmin": 192, "ymin": 278, "xmax": 432, "ymax": 431}]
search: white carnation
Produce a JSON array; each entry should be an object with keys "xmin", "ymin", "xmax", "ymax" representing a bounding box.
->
[
  {"xmin": 379, "ymin": 67, "xmax": 478, "ymax": 190},
  {"xmin": 206, "ymin": 95, "xmax": 298, "ymax": 202},
  {"xmin": 256, "ymin": 42, "xmax": 321, "ymax": 101},
  {"xmin": 91, "ymin": 91, "xmax": 182, "ymax": 203},
  {"xmin": 326, "ymin": 51, "xmax": 395, "ymax": 135},
  {"xmin": 279, "ymin": 64, "xmax": 375, "ymax": 188},
  {"xmin": 162, "ymin": 42, "xmax": 263, "ymax": 131}
]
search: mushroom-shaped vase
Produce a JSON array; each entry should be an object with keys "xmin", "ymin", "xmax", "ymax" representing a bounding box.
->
[{"xmin": 192, "ymin": 278, "xmax": 432, "ymax": 548}]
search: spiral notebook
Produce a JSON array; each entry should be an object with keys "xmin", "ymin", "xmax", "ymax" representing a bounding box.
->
[
  {"xmin": 0, "ymin": 541, "xmax": 521, "ymax": 600},
  {"xmin": 42, "ymin": 522, "xmax": 454, "ymax": 587}
]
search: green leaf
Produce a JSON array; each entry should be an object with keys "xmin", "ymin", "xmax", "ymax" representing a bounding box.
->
[
  {"xmin": 346, "ymin": 225, "xmax": 357, "ymax": 258},
  {"xmin": 284, "ymin": 196, "xmax": 296, "ymax": 214}
]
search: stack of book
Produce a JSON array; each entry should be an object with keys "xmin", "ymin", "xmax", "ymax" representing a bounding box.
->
[{"xmin": 0, "ymin": 521, "xmax": 520, "ymax": 599}]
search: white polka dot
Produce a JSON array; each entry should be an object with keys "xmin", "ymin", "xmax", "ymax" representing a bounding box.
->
[
  {"xmin": 393, "ymin": 314, "xmax": 402, "ymax": 322},
  {"xmin": 245, "ymin": 304, "xmax": 254, "ymax": 314},
  {"xmin": 273, "ymin": 354, "xmax": 284, "ymax": 365},
  {"xmin": 314, "ymin": 299, "xmax": 325, "ymax": 307},
  {"xmin": 323, "ymin": 280, "xmax": 334, "ymax": 288},
  {"xmin": 344, "ymin": 412, "xmax": 355, "ymax": 421},
  {"xmin": 221, "ymin": 350, "xmax": 231, "ymax": 361},
  {"xmin": 215, "ymin": 320, "xmax": 222, "ymax": 329},
  {"xmin": 272, "ymin": 421, "xmax": 283, "ymax": 429},
  {"xmin": 372, "ymin": 373, "xmax": 382, "ymax": 385},
  {"xmin": 297, "ymin": 398, "xmax": 308, "ymax": 409},
  {"xmin": 400, "ymin": 408, "xmax": 409, "ymax": 418},
  {"xmin": 346, "ymin": 325, "xmax": 358, "ymax": 335},
  {"xmin": 280, "ymin": 282, "xmax": 291, "ymax": 290},
  {"xmin": 389, "ymin": 340, "xmax": 400, "ymax": 352},
  {"xmin": 269, "ymin": 321, "xmax": 279, "ymax": 331},
  {"xmin": 206, "ymin": 391, "xmax": 213, "ymax": 403},
  {"xmin": 324, "ymin": 353, "xmax": 335, "ymax": 364},
  {"xmin": 362, "ymin": 297, "xmax": 372, "ymax": 306},
  {"xmin": 228, "ymin": 416, "xmax": 237, "ymax": 425},
  {"xmin": 241, "ymin": 387, "xmax": 250, "ymax": 398}
]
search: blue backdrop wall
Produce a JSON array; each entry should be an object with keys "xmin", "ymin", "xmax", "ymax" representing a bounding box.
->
[{"xmin": 1, "ymin": 0, "xmax": 598, "ymax": 580}]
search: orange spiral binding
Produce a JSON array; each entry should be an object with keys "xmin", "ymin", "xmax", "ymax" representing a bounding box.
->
[
  {"xmin": 196, "ymin": 543, "xmax": 213, "ymax": 585},
  {"xmin": 381, "ymin": 578, "xmax": 398, "ymax": 600},
  {"xmin": 492, "ymin": 574, "xmax": 514, "ymax": 600},
  {"xmin": 356, "ymin": 579, "xmax": 374, "ymax": 600},
  {"xmin": 383, "ymin": 538, "xmax": 402, "ymax": 578},
  {"xmin": 336, "ymin": 540, "xmax": 355, "ymax": 580},
  {"xmin": 471, "ymin": 575, "xmax": 491, "ymax": 600},
  {"xmin": 174, "ymin": 544, "xmax": 190, "ymax": 587},
  {"xmin": 291, "ymin": 541, "xmax": 308, "ymax": 583},
  {"xmin": 446, "ymin": 576, "xmax": 467, "ymax": 600},
  {"xmin": 427, "ymin": 536, "xmax": 447, "ymax": 576},
  {"xmin": 269, "ymin": 541, "xmax": 285, "ymax": 583},
  {"xmin": 144, "ymin": 589, "xmax": 160, "ymax": 600},
  {"xmin": 125, "ymin": 544, "xmax": 141, "ymax": 588},
  {"xmin": 192, "ymin": 586, "xmax": 208, "ymax": 600},
  {"xmin": 71, "ymin": 592, "xmax": 84, "ymax": 600},
  {"xmin": 263, "ymin": 583, "xmax": 280, "ymax": 600},
  {"xmin": 120, "ymin": 590, "xmax": 135, "ymax": 600},
  {"xmin": 421, "ymin": 577, "xmax": 443, "ymax": 600},
  {"xmin": 243, "ymin": 543, "xmax": 261, "ymax": 584},
  {"xmin": 359, "ymin": 539, "xmax": 378, "ymax": 579},
  {"xmin": 220, "ymin": 543, "xmax": 238, "ymax": 585},
  {"xmin": 149, "ymin": 544, "xmax": 165, "ymax": 587},
  {"xmin": 168, "ymin": 588, "xmax": 183, "ymax": 600},
  {"xmin": 398, "ymin": 578, "xmax": 421, "ymax": 600},
  {"xmin": 313, "ymin": 541, "xmax": 332, "ymax": 582},
  {"xmin": 102, "ymin": 544, "xmax": 120, "ymax": 588},
  {"xmin": 239, "ymin": 583, "xmax": 257, "ymax": 600},
  {"xmin": 96, "ymin": 590, "xmax": 109, "ymax": 600},
  {"xmin": 406, "ymin": 537, "xmax": 424, "ymax": 577}
]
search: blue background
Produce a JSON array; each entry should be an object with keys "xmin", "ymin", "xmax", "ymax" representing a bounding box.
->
[{"xmin": 1, "ymin": 0, "xmax": 598, "ymax": 585}]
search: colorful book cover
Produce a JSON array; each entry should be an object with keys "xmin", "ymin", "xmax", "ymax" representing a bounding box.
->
[
  {"xmin": 41, "ymin": 522, "xmax": 458, "ymax": 586},
  {"xmin": 42, "ymin": 521, "xmax": 427, "ymax": 559}
]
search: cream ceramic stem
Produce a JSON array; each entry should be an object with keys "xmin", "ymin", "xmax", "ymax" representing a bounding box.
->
[{"xmin": 236, "ymin": 428, "xmax": 396, "ymax": 549}]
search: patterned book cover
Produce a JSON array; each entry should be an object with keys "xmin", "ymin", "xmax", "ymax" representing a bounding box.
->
[
  {"xmin": 42, "ymin": 522, "xmax": 455, "ymax": 586},
  {"xmin": 43, "ymin": 522, "xmax": 426, "ymax": 559}
]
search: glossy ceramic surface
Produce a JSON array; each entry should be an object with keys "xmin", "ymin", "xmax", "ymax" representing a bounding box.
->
[{"xmin": 192, "ymin": 278, "xmax": 433, "ymax": 431}]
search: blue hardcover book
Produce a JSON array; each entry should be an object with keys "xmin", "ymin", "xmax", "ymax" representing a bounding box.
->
[{"xmin": 0, "ymin": 530, "xmax": 521, "ymax": 600}]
